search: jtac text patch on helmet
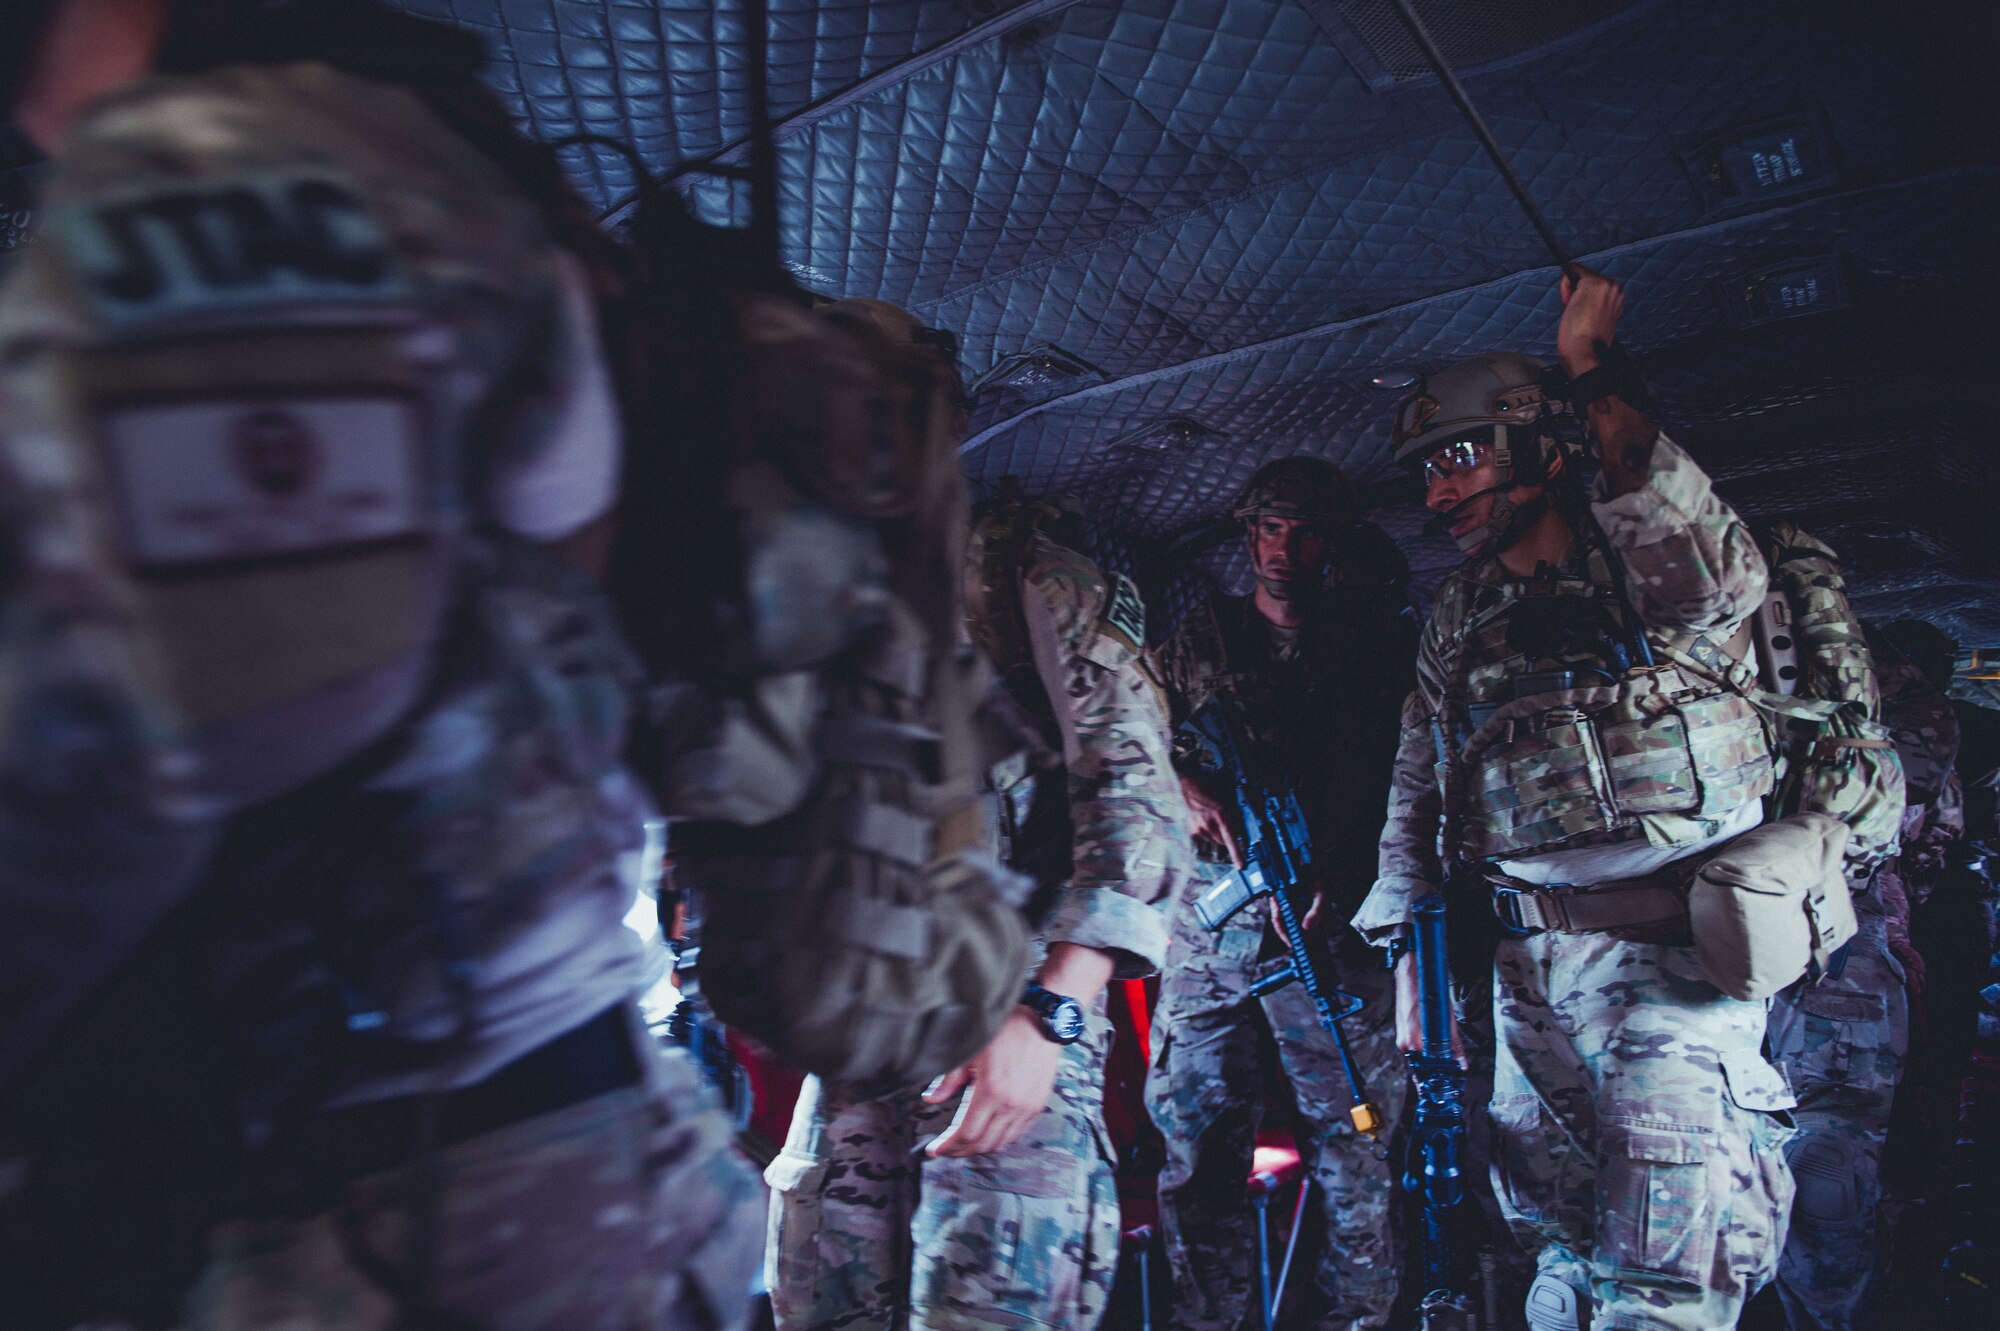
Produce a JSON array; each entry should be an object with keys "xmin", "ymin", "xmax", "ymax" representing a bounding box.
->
[
  {"xmin": 1392, "ymin": 352, "xmax": 1565, "ymax": 471},
  {"xmin": 1230, "ymin": 455, "xmax": 1355, "ymax": 527}
]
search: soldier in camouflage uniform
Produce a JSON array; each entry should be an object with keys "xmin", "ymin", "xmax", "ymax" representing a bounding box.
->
[
  {"xmin": 0, "ymin": 3, "xmax": 762, "ymax": 1326},
  {"xmin": 1355, "ymin": 271, "xmax": 1797, "ymax": 1331},
  {"xmin": 763, "ymin": 501, "xmax": 1193, "ymax": 1331},
  {"xmin": 1762, "ymin": 624, "xmax": 1959, "ymax": 1331},
  {"xmin": 1760, "ymin": 595, "xmax": 1944, "ymax": 1319},
  {"xmin": 1874, "ymin": 622, "xmax": 1969, "ymax": 913},
  {"xmin": 1145, "ymin": 457, "xmax": 1416, "ymax": 1331}
]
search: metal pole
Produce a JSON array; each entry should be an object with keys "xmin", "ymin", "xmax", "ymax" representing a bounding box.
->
[
  {"xmin": 1272, "ymin": 1176, "xmax": 1310, "ymax": 1315},
  {"xmin": 744, "ymin": 0, "xmax": 781, "ymax": 270},
  {"xmin": 1383, "ymin": 0, "xmax": 1579, "ymax": 281},
  {"xmin": 1253, "ymin": 1189, "xmax": 1275, "ymax": 1331}
]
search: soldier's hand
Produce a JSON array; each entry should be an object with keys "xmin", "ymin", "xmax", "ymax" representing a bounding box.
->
[
  {"xmin": 1269, "ymin": 885, "xmax": 1327, "ymax": 936},
  {"xmin": 1298, "ymin": 877, "xmax": 1342, "ymax": 933},
  {"xmin": 1394, "ymin": 951, "xmax": 1466, "ymax": 1068},
  {"xmin": 1181, "ymin": 774, "xmax": 1244, "ymax": 868},
  {"xmin": 922, "ymin": 1010, "xmax": 1061, "ymax": 1158},
  {"xmin": 1556, "ymin": 266, "xmax": 1625, "ymax": 379}
]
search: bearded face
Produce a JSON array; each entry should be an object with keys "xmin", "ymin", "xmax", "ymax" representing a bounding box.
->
[{"xmin": 1421, "ymin": 433, "xmax": 1554, "ymax": 558}]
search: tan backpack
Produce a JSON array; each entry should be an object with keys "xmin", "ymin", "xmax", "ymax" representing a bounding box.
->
[{"xmin": 611, "ymin": 211, "xmax": 1028, "ymax": 1091}]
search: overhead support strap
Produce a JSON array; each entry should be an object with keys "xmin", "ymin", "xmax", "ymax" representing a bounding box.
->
[
  {"xmin": 1384, "ymin": 0, "xmax": 1579, "ymax": 281},
  {"xmin": 599, "ymin": 0, "xmax": 1082, "ymax": 231}
]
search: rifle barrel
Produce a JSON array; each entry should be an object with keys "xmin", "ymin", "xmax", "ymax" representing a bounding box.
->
[{"xmin": 1414, "ymin": 894, "xmax": 1454, "ymax": 1058}]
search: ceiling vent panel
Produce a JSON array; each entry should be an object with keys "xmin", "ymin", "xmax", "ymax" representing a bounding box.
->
[
  {"xmin": 969, "ymin": 344, "xmax": 1104, "ymax": 405},
  {"xmin": 1681, "ymin": 113, "xmax": 1841, "ymax": 214},
  {"xmin": 1301, "ymin": 0, "xmax": 1644, "ymax": 92},
  {"xmin": 1101, "ymin": 415, "xmax": 1224, "ymax": 465},
  {"xmin": 1719, "ymin": 256, "xmax": 1853, "ymax": 329}
]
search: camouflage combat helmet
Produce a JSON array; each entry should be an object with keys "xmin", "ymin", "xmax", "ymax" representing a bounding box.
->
[
  {"xmin": 1391, "ymin": 351, "xmax": 1565, "ymax": 472},
  {"xmin": 1230, "ymin": 455, "xmax": 1356, "ymax": 528},
  {"xmin": 1392, "ymin": 352, "xmax": 1571, "ymax": 558}
]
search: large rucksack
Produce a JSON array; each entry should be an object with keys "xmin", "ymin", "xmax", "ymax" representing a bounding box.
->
[{"xmin": 608, "ymin": 199, "xmax": 1029, "ymax": 1093}]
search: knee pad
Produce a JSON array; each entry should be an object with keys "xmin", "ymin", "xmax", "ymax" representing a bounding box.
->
[
  {"xmin": 1785, "ymin": 1131, "xmax": 1863, "ymax": 1231},
  {"xmin": 1524, "ymin": 1272, "xmax": 1586, "ymax": 1331}
]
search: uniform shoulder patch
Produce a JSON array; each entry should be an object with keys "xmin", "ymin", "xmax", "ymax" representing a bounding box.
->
[
  {"xmin": 52, "ymin": 175, "xmax": 408, "ymax": 326},
  {"xmin": 1102, "ymin": 572, "xmax": 1146, "ymax": 650},
  {"xmin": 1077, "ymin": 573, "xmax": 1145, "ymax": 673}
]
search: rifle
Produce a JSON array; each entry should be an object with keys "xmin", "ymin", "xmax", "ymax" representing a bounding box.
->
[
  {"xmin": 661, "ymin": 950, "xmax": 755, "ymax": 1134},
  {"xmin": 1182, "ymin": 697, "xmax": 1381, "ymax": 1135},
  {"xmin": 1403, "ymin": 891, "xmax": 1481, "ymax": 1329}
]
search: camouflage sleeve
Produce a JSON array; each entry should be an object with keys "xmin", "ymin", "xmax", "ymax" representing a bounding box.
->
[
  {"xmin": 1352, "ymin": 606, "xmax": 1453, "ymax": 945},
  {"xmin": 1022, "ymin": 576, "xmax": 1191, "ymax": 977},
  {"xmin": 1152, "ymin": 611, "xmax": 1209, "ymax": 777},
  {"xmin": 1351, "ymin": 689, "xmax": 1444, "ymax": 945},
  {"xmin": 1591, "ymin": 432, "xmax": 1769, "ymax": 636}
]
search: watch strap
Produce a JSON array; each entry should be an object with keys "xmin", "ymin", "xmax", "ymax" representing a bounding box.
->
[{"xmin": 1019, "ymin": 983, "xmax": 1083, "ymax": 1043}]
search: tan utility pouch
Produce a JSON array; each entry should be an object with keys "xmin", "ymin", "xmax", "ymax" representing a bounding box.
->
[{"xmin": 1687, "ymin": 812, "xmax": 1856, "ymax": 1000}]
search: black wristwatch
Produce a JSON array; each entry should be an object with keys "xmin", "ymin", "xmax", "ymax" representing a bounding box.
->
[{"xmin": 1019, "ymin": 983, "xmax": 1086, "ymax": 1045}]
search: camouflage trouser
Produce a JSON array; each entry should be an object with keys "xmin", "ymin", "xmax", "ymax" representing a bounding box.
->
[
  {"xmin": 764, "ymin": 997, "xmax": 1118, "ymax": 1330},
  {"xmin": 179, "ymin": 1022, "xmax": 765, "ymax": 1331},
  {"xmin": 1768, "ymin": 891, "xmax": 1910, "ymax": 1331},
  {"xmin": 1489, "ymin": 930, "xmax": 1796, "ymax": 1331},
  {"xmin": 1145, "ymin": 908, "xmax": 1406, "ymax": 1331}
]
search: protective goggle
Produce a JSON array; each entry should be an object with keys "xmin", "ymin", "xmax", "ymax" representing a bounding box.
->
[{"xmin": 1420, "ymin": 431, "xmax": 1499, "ymax": 485}]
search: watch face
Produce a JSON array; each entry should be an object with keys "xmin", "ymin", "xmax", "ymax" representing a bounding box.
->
[{"xmin": 1048, "ymin": 998, "xmax": 1087, "ymax": 1044}]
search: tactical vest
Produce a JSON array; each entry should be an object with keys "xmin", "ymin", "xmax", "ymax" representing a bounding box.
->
[
  {"xmin": 1162, "ymin": 595, "xmax": 1337, "ymax": 758},
  {"xmin": 635, "ymin": 291, "xmax": 1030, "ymax": 1095},
  {"xmin": 1432, "ymin": 556, "xmax": 1773, "ymax": 863}
]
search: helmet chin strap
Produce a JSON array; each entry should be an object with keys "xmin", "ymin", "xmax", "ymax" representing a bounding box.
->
[{"xmin": 1423, "ymin": 481, "xmax": 1547, "ymax": 557}]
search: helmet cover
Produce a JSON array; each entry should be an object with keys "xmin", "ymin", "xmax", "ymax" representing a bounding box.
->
[
  {"xmin": 1230, "ymin": 455, "xmax": 1355, "ymax": 528},
  {"xmin": 1392, "ymin": 352, "xmax": 1564, "ymax": 472}
]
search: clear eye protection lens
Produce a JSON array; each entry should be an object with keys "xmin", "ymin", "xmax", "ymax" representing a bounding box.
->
[{"xmin": 1423, "ymin": 436, "xmax": 1490, "ymax": 484}]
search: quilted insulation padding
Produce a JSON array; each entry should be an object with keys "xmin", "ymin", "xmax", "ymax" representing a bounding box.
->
[
  {"xmin": 958, "ymin": 170, "xmax": 1998, "ymax": 526},
  {"xmin": 390, "ymin": 0, "xmax": 1998, "ymax": 644}
]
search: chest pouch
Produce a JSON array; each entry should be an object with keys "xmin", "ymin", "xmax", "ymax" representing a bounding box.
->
[
  {"xmin": 66, "ymin": 321, "xmax": 454, "ymax": 809},
  {"xmin": 1453, "ymin": 668, "xmax": 1773, "ymax": 860}
]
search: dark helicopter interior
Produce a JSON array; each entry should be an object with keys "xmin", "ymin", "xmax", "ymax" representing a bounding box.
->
[
  {"xmin": 368, "ymin": 0, "xmax": 2000, "ymax": 673},
  {"xmin": 4, "ymin": 1, "xmax": 1995, "ymax": 664},
  {"xmin": 1, "ymin": 3, "xmax": 1998, "ymax": 1328}
]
